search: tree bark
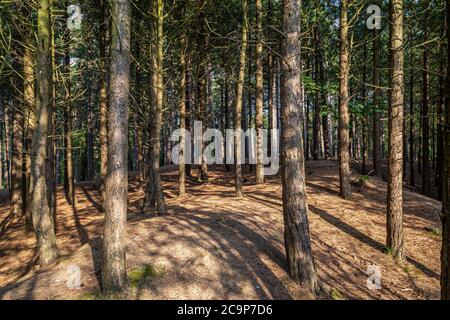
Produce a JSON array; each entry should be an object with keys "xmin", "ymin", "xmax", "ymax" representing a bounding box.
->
[
  {"xmin": 142, "ymin": 0, "xmax": 167, "ymax": 215},
  {"xmin": 441, "ymin": 0, "xmax": 450, "ymax": 300},
  {"xmin": 387, "ymin": 0, "xmax": 405, "ymax": 262},
  {"xmin": 338, "ymin": 1, "xmax": 352, "ymax": 199},
  {"xmin": 281, "ymin": 0, "xmax": 322, "ymax": 296},
  {"xmin": 422, "ymin": 26, "xmax": 430, "ymax": 196},
  {"xmin": 234, "ymin": 0, "xmax": 248, "ymax": 198},
  {"xmin": 255, "ymin": 0, "xmax": 264, "ymax": 184},
  {"xmin": 99, "ymin": 0, "xmax": 109, "ymax": 207},
  {"xmin": 30, "ymin": 0, "xmax": 59, "ymax": 265},
  {"xmin": 102, "ymin": 0, "xmax": 131, "ymax": 295}
]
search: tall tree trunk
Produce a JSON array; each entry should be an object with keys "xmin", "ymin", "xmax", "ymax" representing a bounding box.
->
[
  {"xmin": 234, "ymin": 0, "xmax": 248, "ymax": 198},
  {"xmin": 441, "ymin": 0, "xmax": 450, "ymax": 300},
  {"xmin": 143, "ymin": 0, "xmax": 167, "ymax": 215},
  {"xmin": 99, "ymin": 0, "xmax": 109, "ymax": 207},
  {"xmin": 11, "ymin": 74, "xmax": 24, "ymax": 219},
  {"xmin": 178, "ymin": 15, "xmax": 187, "ymax": 196},
  {"xmin": 387, "ymin": 0, "xmax": 405, "ymax": 262},
  {"xmin": 422, "ymin": 25, "xmax": 430, "ymax": 196},
  {"xmin": 63, "ymin": 19, "xmax": 75, "ymax": 207},
  {"xmin": 30, "ymin": 0, "xmax": 59, "ymax": 265},
  {"xmin": 23, "ymin": 31, "xmax": 35, "ymax": 229},
  {"xmin": 255, "ymin": 0, "xmax": 264, "ymax": 184},
  {"xmin": 338, "ymin": 1, "xmax": 352, "ymax": 199},
  {"xmin": 373, "ymin": 26, "xmax": 382, "ymax": 177},
  {"xmin": 313, "ymin": 28, "xmax": 321, "ymax": 161},
  {"xmin": 437, "ymin": 52, "xmax": 445, "ymax": 200},
  {"xmin": 281, "ymin": 0, "xmax": 322, "ymax": 295},
  {"xmin": 409, "ymin": 50, "xmax": 415, "ymax": 188},
  {"xmin": 102, "ymin": 0, "xmax": 131, "ymax": 295}
]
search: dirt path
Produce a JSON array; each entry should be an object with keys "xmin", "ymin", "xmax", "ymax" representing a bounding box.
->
[{"xmin": 0, "ymin": 160, "xmax": 442, "ymax": 300}]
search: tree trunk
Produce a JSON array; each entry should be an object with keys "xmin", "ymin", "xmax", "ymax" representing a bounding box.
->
[
  {"xmin": 409, "ymin": 46, "xmax": 415, "ymax": 188},
  {"xmin": 373, "ymin": 25, "xmax": 382, "ymax": 177},
  {"xmin": 281, "ymin": 0, "xmax": 322, "ymax": 296},
  {"xmin": 63, "ymin": 19, "xmax": 75, "ymax": 207},
  {"xmin": 422, "ymin": 27, "xmax": 430, "ymax": 196},
  {"xmin": 178, "ymin": 15, "xmax": 187, "ymax": 196},
  {"xmin": 255, "ymin": 0, "xmax": 264, "ymax": 184},
  {"xmin": 441, "ymin": 0, "xmax": 450, "ymax": 300},
  {"xmin": 102, "ymin": 0, "xmax": 131, "ymax": 295},
  {"xmin": 142, "ymin": 0, "xmax": 167, "ymax": 215},
  {"xmin": 234, "ymin": 0, "xmax": 248, "ymax": 198},
  {"xmin": 30, "ymin": 0, "xmax": 59, "ymax": 265},
  {"xmin": 338, "ymin": 1, "xmax": 352, "ymax": 199},
  {"xmin": 99, "ymin": 0, "xmax": 109, "ymax": 207},
  {"xmin": 387, "ymin": 0, "xmax": 405, "ymax": 262}
]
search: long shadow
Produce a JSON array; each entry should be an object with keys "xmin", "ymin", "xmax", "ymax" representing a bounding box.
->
[
  {"xmin": 309, "ymin": 205, "xmax": 440, "ymax": 280},
  {"xmin": 80, "ymin": 186, "xmax": 103, "ymax": 212},
  {"xmin": 72, "ymin": 204, "xmax": 103, "ymax": 291}
]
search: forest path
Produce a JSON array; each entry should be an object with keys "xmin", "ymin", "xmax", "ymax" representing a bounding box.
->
[{"xmin": 0, "ymin": 160, "xmax": 442, "ymax": 300}]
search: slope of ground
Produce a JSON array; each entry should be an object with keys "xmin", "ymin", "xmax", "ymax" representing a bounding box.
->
[{"xmin": 0, "ymin": 160, "xmax": 442, "ymax": 300}]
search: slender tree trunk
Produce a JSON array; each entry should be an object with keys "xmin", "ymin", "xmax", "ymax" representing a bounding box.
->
[
  {"xmin": 99, "ymin": 0, "xmax": 109, "ymax": 207},
  {"xmin": 338, "ymin": 1, "xmax": 352, "ymax": 199},
  {"xmin": 409, "ymin": 52, "xmax": 415, "ymax": 187},
  {"xmin": 255, "ymin": 0, "xmax": 264, "ymax": 184},
  {"xmin": 281, "ymin": 0, "xmax": 322, "ymax": 296},
  {"xmin": 178, "ymin": 18, "xmax": 187, "ymax": 196},
  {"xmin": 234, "ymin": 0, "xmax": 248, "ymax": 198},
  {"xmin": 387, "ymin": 0, "xmax": 405, "ymax": 262},
  {"xmin": 143, "ymin": 0, "xmax": 167, "ymax": 215},
  {"xmin": 23, "ymin": 30, "xmax": 35, "ymax": 230},
  {"xmin": 422, "ymin": 27, "xmax": 430, "ymax": 196},
  {"xmin": 441, "ymin": 0, "xmax": 450, "ymax": 300},
  {"xmin": 11, "ymin": 80, "xmax": 24, "ymax": 219},
  {"xmin": 102, "ymin": 0, "xmax": 131, "ymax": 295},
  {"xmin": 63, "ymin": 22, "xmax": 75, "ymax": 207},
  {"xmin": 30, "ymin": 0, "xmax": 59, "ymax": 265},
  {"xmin": 373, "ymin": 26, "xmax": 382, "ymax": 177}
]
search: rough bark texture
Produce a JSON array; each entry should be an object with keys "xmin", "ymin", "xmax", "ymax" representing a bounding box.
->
[
  {"xmin": 63, "ymin": 21, "xmax": 75, "ymax": 207},
  {"xmin": 373, "ymin": 26, "xmax": 382, "ymax": 178},
  {"xmin": 338, "ymin": 1, "xmax": 352, "ymax": 199},
  {"xmin": 23, "ymin": 31, "xmax": 35, "ymax": 229},
  {"xmin": 102, "ymin": 0, "xmax": 131, "ymax": 294},
  {"xmin": 409, "ymin": 50, "xmax": 415, "ymax": 188},
  {"xmin": 441, "ymin": 0, "xmax": 450, "ymax": 300},
  {"xmin": 11, "ymin": 87, "xmax": 24, "ymax": 219},
  {"xmin": 178, "ymin": 19, "xmax": 187, "ymax": 196},
  {"xmin": 387, "ymin": 0, "xmax": 405, "ymax": 262},
  {"xmin": 98, "ymin": 0, "xmax": 109, "ymax": 207},
  {"xmin": 255, "ymin": 0, "xmax": 264, "ymax": 184},
  {"xmin": 30, "ymin": 0, "xmax": 59, "ymax": 265},
  {"xmin": 143, "ymin": 0, "xmax": 167, "ymax": 215},
  {"xmin": 422, "ymin": 27, "xmax": 430, "ymax": 196},
  {"xmin": 280, "ymin": 0, "xmax": 321, "ymax": 295},
  {"xmin": 234, "ymin": 0, "xmax": 248, "ymax": 198}
]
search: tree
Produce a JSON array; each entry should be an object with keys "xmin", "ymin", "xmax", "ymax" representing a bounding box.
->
[
  {"xmin": 102, "ymin": 0, "xmax": 131, "ymax": 294},
  {"xmin": 441, "ymin": 0, "xmax": 450, "ymax": 301},
  {"xmin": 178, "ymin": 2, "xmax": 187, "ymax": 196},
  {"xmin": 29, "ymin": 0, "xmax": 59, "ymax": 265},
  {"xmin": 98, "ymin": 0, "xmax": 109, "ymax": 207},
  {"xmin": 142, "ymin": 0, "xmax": 167, "ymax": 215},
  {"xmin": 386, "ymin": 0, "xmax": 405, "ymax": 262},
  {"xmin": 338, "ymin": 0, "xmax": 352, "ymax": 199},
  {"xmin": 234, "ymin": 0, "xmax": 248, "ymax": 198},
  {"xmin": 255, "ymin": 0, "xmax": 264, "ymax": 184},
  {"xmin": 280, "ymin": 0, "xmax": 321, "ymax": 295}
]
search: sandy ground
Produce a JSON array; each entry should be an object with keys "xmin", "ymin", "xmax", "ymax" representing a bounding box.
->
[{"xmin": 0, "ymin": 160, "xmax": 442, "ymax": 300}]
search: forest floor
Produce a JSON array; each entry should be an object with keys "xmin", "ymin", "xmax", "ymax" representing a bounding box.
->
[{"xmin": 0, "ymin": 160, "xmax": 443, "ymax": 300}]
